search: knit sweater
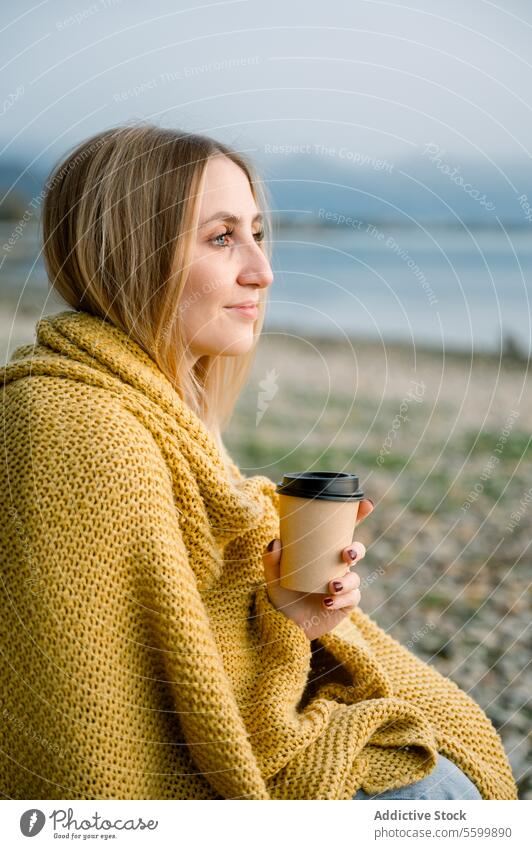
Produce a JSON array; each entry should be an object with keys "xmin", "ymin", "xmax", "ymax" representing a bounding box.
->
[{"xmin": 0, "ymin": 309, "xmax": 518, "ymax": 800}]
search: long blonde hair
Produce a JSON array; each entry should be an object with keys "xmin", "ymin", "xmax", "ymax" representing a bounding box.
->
[{"xmin": 41, "ymin": 122, "xmax": 273, "ymax": 472}]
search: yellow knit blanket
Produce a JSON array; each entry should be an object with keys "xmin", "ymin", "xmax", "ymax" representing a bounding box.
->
[{"xmin": 0, "ymin": 310, "xmax": 518, "ymax": 800}]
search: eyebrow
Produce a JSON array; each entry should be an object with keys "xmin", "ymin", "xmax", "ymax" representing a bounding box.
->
[{"xmin": 199, "ymin": 210, "xmax": 264, "ymax": 228}]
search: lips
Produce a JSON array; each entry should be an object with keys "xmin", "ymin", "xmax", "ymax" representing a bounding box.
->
[{"xmin": 224, "ymin": 302, "xmax": 259, "ymax": 318}]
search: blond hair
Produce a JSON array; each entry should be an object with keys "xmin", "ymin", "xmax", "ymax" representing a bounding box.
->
[{"xmin": 41, "ymin": 122, "xmax": 273, "ymax": 473}]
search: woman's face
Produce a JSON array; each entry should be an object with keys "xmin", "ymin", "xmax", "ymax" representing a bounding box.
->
[{"xmin": 179, "ymin": 154, "xmax": 274, "ymax": 366}]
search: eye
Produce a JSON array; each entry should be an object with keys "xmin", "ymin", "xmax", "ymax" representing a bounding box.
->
[
  {"xmin": 211, "ymin": 227, "xmax": 234, "ymax": 247},
  {"xmin": 210, "ymin": 227, "xmax": 265, "ymax": 248}
]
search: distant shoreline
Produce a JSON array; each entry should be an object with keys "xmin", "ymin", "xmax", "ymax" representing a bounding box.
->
[
  {"xmin": 260, "ymin": 326, "xmax": 530, "ymax": 367},
  {"xmin": 275, "ymin": 217, "xmax": 532, "ymax": 232},
  {"xmin": 1, "ymin": 300, "xmax": 530, "ymax": 369}
]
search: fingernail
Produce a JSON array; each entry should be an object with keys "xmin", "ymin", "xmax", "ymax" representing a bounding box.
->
[
  {"xmin": 266, "ymin": 539, "xmax": 276, "ymax": 552},
  {"xmin": 324, "ymin": 597, "xmax": 334, "ymax": 607},
  {"xmin": 368, "ymin": 498, "xmax": 375, "ymax": 507},
  {"xmin": 332, "ymin": 581, "xmax": 343, "ymax": 592},
  {"xmin": 347, "ymin": 547, "xmax": 357, "ymax": 561}
]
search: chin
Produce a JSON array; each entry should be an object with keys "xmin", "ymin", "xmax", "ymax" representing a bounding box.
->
[
  {"xmin": 195, "ymin": 325, "xmax": 257, "ymax": 359},
  {"xmin": 220, "ymin": 340, "xmax": 255, "ymax": 357},
  {"xmin": 217, "ymin": 331, "xmax": 256, "ymax": 357}
]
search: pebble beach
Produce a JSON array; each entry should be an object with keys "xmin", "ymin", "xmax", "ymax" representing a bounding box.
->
[{"xmin": 227, "ymin": 330, "xmax": 531, "ymax": 799}]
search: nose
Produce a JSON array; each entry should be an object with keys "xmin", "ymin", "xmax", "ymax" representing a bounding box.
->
[{"xmin": 235, "ymin": 240, "xmax": 274, "ymax": 290}]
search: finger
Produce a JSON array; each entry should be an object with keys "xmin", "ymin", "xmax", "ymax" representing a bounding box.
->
[
  {"xmin": 263, "ymin": 538, "xmax": 281, "ymax": 561},
  {"xmin": 329, "ymin": 570, "xmax": 361, "ymax": 595},
  {"xmin": 356, "ymin": 498, "xmax": 374, "ymax": 524},
  {"xmin": 342, "ymin": 541, "xmax": 366, "ymax": 564},
  {"xmin": 323, "ymin": 588, "xmax": 361, "ymax": 610},
  {"xmin": 263, "ymin": 539, "xmax": 281, "ymax": 585}
]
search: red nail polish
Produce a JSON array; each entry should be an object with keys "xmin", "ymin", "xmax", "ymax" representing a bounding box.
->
[
  {"xmin": 332, "ymin": 581, "xmax": 343, "ymax": 592},
  {"xmin": 324, "ymin": 597, "xmax": 334, "ymax": 607},
  {"xmin": 347, "ymin": 548, "xmax": 357, "ymax": 560}
]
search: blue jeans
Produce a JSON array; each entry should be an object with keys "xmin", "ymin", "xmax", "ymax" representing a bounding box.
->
[{"xmin": 353, "ymin": 755, "xmax": 482, "ymax": 800}]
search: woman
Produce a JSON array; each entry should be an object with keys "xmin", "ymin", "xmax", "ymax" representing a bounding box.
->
[{"xmin": 0, "ymin": 124, "xmax": 517, "ymax": 801}]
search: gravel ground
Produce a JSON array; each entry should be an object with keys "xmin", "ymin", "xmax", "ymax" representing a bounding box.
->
[{"xmin": 226, "ymin": 332, "xmax": 532, "ymax": 800}]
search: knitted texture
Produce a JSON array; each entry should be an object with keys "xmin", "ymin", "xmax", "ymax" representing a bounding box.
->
[{"xmin": 0, "ymin": 309, "xmax": 518, "ymax": 800}]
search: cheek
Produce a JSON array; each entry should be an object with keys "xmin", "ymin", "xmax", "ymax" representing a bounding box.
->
[
  {"xmin": 185, "ymin": 252, "xmax": 230, "ymax": 304},
  {"xmin": 181, "ymin": 262, "xmax": 233, "ymax": 334}
]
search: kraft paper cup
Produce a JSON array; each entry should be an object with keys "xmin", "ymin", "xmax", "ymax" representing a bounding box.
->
[{"xmin": 275, "ymin": 472, "xmax": 365, "ymax": 594}]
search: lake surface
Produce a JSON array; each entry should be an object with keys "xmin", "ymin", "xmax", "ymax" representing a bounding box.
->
[
  {"xmin": 265, "ymin": 225, "xmax": 532, "ymax": 355},
  {"xmin": 2, "ymin": 222, "xmax": 531, "ymax": 355}
]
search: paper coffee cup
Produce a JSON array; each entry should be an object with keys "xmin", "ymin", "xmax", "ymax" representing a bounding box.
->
[{"xmin": 275, "ymin": 471, "xmax": 365, "ymax": 594}]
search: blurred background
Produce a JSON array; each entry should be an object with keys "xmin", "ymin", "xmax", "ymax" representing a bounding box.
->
[{"xmin": 1, "ymin": 0, "xmax": 530, "ymax": 797}]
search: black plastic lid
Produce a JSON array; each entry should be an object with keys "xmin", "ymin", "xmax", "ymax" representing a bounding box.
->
[{"xmin": 275, "ymin": 471, "xmax": 364, "ymax": 502}]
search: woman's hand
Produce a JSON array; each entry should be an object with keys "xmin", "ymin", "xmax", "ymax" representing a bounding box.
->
[{"xmin": 262, "ymin": 498, "xmax": 374, "ymax": 641}]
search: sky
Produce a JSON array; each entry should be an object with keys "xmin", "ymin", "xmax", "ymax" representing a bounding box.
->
[{"xmin": 2, "ymin": 0, "xmax": 532, "ymax": 181}]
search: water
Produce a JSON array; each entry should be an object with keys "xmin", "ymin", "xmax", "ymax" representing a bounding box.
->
[
  {"xmin": 2, "ymin": 222, "xmax": 531, "ymax": 355},
  {"xmin": 265, "ymin": 225, "xmax": 532, "ymax": 355}
]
